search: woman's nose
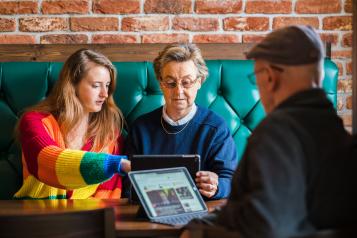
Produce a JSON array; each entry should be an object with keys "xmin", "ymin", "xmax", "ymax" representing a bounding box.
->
[
  {"xmin": 100, "ymin": 87, "xmax": 108, "ymax": 98},
  {"xmin": 173, "ymin": 83, "xmax": 184, "ymax": 94}
]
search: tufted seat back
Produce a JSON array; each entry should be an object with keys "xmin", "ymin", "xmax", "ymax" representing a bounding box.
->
[{"xmin": 0, "ymin": 60, "xmax": 338, "ymax": 199}]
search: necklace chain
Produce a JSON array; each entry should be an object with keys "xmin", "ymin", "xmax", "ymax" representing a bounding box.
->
[{"xmin": 160, "ymin": 116, "xmax": 190, "ymax": 135}]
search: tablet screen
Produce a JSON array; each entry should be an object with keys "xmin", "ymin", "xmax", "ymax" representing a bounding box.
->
[{"xmin": 129, "ymin": 167, "xmax": 207, "ymax": 218}]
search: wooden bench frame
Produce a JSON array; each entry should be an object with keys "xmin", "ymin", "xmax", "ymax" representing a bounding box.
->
[
  {"xmin": 352, "ymin": 1, "xmax": 357, "ymax": 133},
  {"xmin": 0, "ymin": 44, "xmax": 253, "ymax": 62}
]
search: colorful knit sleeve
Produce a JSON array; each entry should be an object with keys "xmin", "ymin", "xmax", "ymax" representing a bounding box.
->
[{"xmin": 19, "ymin": 112, "xmax": 126, "ymax": 190}]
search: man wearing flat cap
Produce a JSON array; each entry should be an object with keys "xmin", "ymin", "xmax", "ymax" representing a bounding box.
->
[{"xmin": 182, "ymin": 25, "xmax": 357, "ymax": 238}]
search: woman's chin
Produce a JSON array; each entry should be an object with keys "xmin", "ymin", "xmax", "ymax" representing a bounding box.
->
[{"xmin": 86, "ymin": 106, "xmax": 102, "ymax": 113}]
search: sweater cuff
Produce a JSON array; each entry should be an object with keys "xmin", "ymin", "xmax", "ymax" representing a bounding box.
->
[
  {"xmin": 105, "ymin": 155, "xmax": 128, "ymax": 177},
  {"xmin": 212, "ymin": 178, "xmax": 230, "ymax": 199}
]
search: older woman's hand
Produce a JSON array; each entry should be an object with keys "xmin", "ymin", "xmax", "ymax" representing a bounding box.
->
[{"xmin": 195, "ymin": 171, "xmax": 218, "ymax": 198}]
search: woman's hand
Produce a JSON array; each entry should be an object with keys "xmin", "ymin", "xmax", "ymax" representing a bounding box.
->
[
  {"xmin": 120, "ymin": 159, "xmax": 131, "ymax": 173},
  {"xmin": 195, "ymin": 171, "xmax": 218, "ymax": 198}
]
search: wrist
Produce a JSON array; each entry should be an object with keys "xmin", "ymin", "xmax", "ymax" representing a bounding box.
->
[{"xmin": 117, "ymin": 155, "xmax": 128, "ymax": 176}]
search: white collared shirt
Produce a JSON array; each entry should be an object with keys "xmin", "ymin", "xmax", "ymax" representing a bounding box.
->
[{"xmin": 162, "ymin": 104, "xmax": 197, "ymax": 126}]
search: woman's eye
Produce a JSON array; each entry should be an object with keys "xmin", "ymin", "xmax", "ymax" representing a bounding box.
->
[{"xmin": 182, "ymin": 81, "xmax": 190, "ymax": 86}]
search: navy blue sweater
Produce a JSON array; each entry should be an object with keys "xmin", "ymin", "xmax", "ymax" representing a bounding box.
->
[{"xmin": 126, "ymin": 105, "xmax": 238, "ymax": 199}]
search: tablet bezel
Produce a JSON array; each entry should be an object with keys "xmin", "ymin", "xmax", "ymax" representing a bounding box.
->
[
  {"xmin": 130, "ymin": 154, "xmax": 201, "ymax": 178},
  {"xmin": 128, "ymin": 167, "xmax": 208, "ymax": 220}
]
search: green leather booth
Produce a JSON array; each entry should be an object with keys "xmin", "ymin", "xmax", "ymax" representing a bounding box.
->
[{"xmin": 0, "ymin": 60, "xmax": 338, "ymax": 199}]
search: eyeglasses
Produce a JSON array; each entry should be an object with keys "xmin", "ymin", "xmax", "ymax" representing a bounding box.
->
[
  {"xmin": 160, "ymin": 77, "xmax": 199, "ymax": 89},
  {"xmin": 247, "ymin": 64, "xmax": 284, "ymax": 85}
]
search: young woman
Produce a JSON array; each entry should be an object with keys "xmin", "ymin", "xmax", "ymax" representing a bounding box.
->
[{"xmin": 14, "ymin": 49, "xmax": 130, "ymax": 199}]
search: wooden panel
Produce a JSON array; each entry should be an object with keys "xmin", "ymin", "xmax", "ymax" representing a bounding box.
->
[
  {"xmin": 0, "ymin": 44, "xmax": 254, "ymax": 62},
  {"xmin": 0, "ymin": 198, "xmax": 226, "ymax": 238},
  {"xmin": 353, "ymin": 1, "xmax": 357, "ymax": 134}
]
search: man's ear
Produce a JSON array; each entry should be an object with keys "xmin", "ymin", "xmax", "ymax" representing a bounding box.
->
[{"xmin": 265, "ymin": 66, "xmax": 279, "ymax": 92}]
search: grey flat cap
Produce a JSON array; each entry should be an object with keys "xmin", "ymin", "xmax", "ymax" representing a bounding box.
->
[{"xmin": 246, "ymin": 25, "xmax": 324, "ymax": 65}]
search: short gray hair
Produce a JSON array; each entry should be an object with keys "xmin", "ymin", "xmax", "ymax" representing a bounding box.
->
[{"xmin": 153, "ymin": 43, "xmax": 209, "ymax": 83}]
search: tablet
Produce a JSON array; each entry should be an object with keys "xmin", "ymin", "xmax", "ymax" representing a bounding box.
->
[
  {"xmin": 131, "ymin": 154, "xmax": 201, "ymax": 179},
  {"xmin": 129, "ymin": 154, "xmax": 201, "ymax": 203},
  {"xmin": 129, "ymin": 167, "xmax": 207, "ymax": 226}
]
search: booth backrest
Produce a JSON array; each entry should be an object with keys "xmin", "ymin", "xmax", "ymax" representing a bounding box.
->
[{"xmin": 0, "ymin": 59, "xmax": 338, "ymax": 199}]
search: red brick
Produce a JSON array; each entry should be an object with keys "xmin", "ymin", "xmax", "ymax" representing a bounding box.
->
[
  {"xmin": 340, "ymin": 114, "xmax": 352, "ymax": 128},
  {"xmin": 19, "ymin": 17, "xmax": 68, "ymax": 32},
  {"xmin": 345, "ymin": 0, "xmax": 352, "ymax": 13},
  {"xmin": 332, "ymin": 50, "xmax": 352, "ymax": 59},
  {"xmin": 337, "ymin": 97, "xmax": 343, "ymax": 111},
  {"xmin": 0, "ymin": 35, "xmax": 36, "ymax": 44},
  {"xmin": 346, "ymin": 62, "xmax": 352, "ymax": 75},
  {"xmin": 40, "ymin": 34, "xmax": 88, "ymax": 44},
  {"xmin": 335, "ymin": 62, "xmax": 344, "ymax": 76},
  {"xmin": 337, "ymin": 79, "xmax": 352, "ymax": 93},
  {"xmin": 224, "ymin": 17, "xmax": 269, "ymax": 31},
  {"xmin": 337, "ymin": 78, "xmax": 352, "ymax": 92},
  {"xmin": 295, "ymin": 0, "xmax": 341, "ymax": 13},
  {"xmin": 92, "ymin": 34, "xmax": 138, "ymax": 43},
  {"xmin": 273, "ymin": 17, "xmax": 319, "ymax": 29},
  {"xmin": 0, "ymin": 1, "xmax": 37, "ymax": 14},
  {"xmin": 319, "ymin": 33, "xmax": 339, "ymax": 45},
  {"xmin": 346, "ymin": 96, "xmax": 352, "ymax": 110},
  {"xmin": 0, "ymin": 18, "xmax": 16, "ymax": 32},
  {"xmin": 323, "ymin": 16, "xmax": 352, "ymax": 31},
  {"xmin": 142, "ymin": 34, "xmax": 189, "ymax": 43},
  {"xmin": 71, "ymin": 17, "xmax": 118, "ymax": 31},
  {"xmin": 122, "ymin": 16, "xmax": 169, "ymax": 32},
  {"xmin": 245, "ymin": 0, "xmax": 292, "ymax": 14},
  {"xmin": 42, "ymin": 0, "xmax": 88, "ymax": 14},
  {"xmin": 193, "ymin": 34, "xmax": 240, "ymax": 43},
  {"xmin": 144, "ymin": 0, "xmax": 191, "ymax": 13},
  {"xmin": 342, "ymin": 32, "xmax": 352, "ymax": 47},
  {"xmin": 242, "ymin": 34, "xmax": 266, "ymax": 43},
  {"xmin": 195, "ymin": 0, "xmax": 242, "ymax": 14},
  {"xmin": 93, "ymin": 0, "xmax": 140, "ymax": 14},
  {"xmin": 172, "ymin": 17, "xmax": 219, "ymax": 31}
]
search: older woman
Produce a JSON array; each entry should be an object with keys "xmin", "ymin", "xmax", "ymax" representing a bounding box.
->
[{"xmin": 125, "ymin": 43, "xmax": 237, "ymax": 199}]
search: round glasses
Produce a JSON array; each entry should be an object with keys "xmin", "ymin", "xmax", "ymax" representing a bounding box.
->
[{"xmin": 160, "ymin": 77, "xmax": 199, "ymax": 89}]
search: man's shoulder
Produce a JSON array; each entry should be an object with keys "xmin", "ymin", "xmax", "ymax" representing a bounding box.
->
[{"xmin": 252, "ymin": 110, "xmax": 300, "ymax": 139}]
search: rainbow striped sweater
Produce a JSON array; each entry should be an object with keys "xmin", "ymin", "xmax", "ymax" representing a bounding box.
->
[{"xmin": 14, "ymin": 112, "xmax": 126, "ymax": 199}]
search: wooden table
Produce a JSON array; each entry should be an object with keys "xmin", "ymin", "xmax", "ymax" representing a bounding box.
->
[{"xmin": 0, "ymin": 198, "xmax": 226, "ymax": 237}]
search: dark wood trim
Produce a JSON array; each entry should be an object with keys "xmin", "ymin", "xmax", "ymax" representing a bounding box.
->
[
  {"xmin": 325, "ymin": 42, "xmax": 331, "ymax": 59},
  {"xmin": 104, "ymin": 207, "xmax": 116, "ymax": 238},
  {"xmin": 353, "ymin": 1, "xmax": 357, "ymax": 134},
  {"xmin": 0, "ymin": 43, "xmax": 254, "ymax": 62}
]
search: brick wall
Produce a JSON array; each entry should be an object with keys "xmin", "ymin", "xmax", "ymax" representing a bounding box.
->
[{"xmin": 0, "ymin": 0, "xmax": 353, "ymax": 127}]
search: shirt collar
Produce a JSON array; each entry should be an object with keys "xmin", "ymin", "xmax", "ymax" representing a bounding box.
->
[{"xmin": 162, "ymin": 104, "xmax": 197, "ymax": 126}]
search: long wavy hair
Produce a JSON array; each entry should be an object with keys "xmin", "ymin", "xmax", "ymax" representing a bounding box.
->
[{"xmin": 17, "ymin": 48, "xmax": 124, "ymax": 150}]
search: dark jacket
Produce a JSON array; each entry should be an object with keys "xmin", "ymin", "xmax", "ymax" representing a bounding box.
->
[{"xmin": 187, "ymin": 89, "xmax": 357, "ymax": 238}]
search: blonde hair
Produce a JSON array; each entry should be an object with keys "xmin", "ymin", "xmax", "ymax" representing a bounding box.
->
[
  {"xmin": 17, "ymin": 48, "xmax": 124, "ymax": 150},
  {"xmin": 153, "ymin": 43, "xmax": 208, "ymax": 83}
]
